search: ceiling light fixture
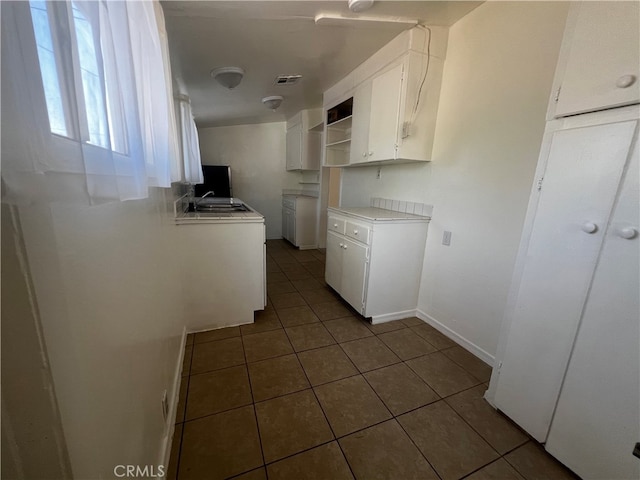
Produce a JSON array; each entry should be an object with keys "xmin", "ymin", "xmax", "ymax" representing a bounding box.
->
[
  {"xmin": 348, "ymin": 0, "xmax": 374, "ymax": 12},
  {"xmin": 210, "ymin": 66, "xmax": 244, "ymax": 90},
  {"xmin": 262, "ymin": 95, "xmax": 283, "ymax": 111}
]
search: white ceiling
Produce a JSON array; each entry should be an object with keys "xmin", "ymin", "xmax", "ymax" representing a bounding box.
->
[{"xmin": 162, "ymin": 1, "xmax": 482, "ymax": 128}]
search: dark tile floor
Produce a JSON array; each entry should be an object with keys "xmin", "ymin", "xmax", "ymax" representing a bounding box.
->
[{"xmin": 168, "ymin": 239, "xmax": 578, "ymax": 480}]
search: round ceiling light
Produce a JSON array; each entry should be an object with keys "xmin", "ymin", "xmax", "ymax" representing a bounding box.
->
[
  {"xmin": 262, "ymin": 95, "xmax": 284, "ymax": 111},
  {"xmin": 348, "ymin": 0, "xmax": 374, "ymax": 12},
  {"xmin": 210, "ymin": 66, "xmax": 244, "ymax": 90}
]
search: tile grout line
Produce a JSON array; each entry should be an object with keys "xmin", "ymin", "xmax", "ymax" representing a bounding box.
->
[{"xmin": 238, "ymin": 333, "xmax": 267, "ymax": 471}]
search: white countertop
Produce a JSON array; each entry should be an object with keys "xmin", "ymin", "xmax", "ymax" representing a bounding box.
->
[
  {"xmin": 328, "ymin": 206, "xmax": 430, "ymax": 222},
  {"xmin": 174, "ymin": 195, "xmax": 264, "ymax": 225},
  {"xmin": 282, "ymin": 189, "xmax": 319, "ymax": 198}
]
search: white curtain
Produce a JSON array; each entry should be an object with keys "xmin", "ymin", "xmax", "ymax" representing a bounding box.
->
[
  {"xmin": 175, "ymin": 95, "xmax": 204, "ymax": 185},
  {"xmin": 1, "ymin": 0, "xmax": 183, "ymax": 204}
]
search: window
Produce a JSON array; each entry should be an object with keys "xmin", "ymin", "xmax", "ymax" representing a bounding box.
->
[
  {"xmin": 29, "ymin": 0, "xmax": 68, "ymax": 137},
  {"xmin": 2, "ymin": 0, "xmax": 182, "ymax": 203}
]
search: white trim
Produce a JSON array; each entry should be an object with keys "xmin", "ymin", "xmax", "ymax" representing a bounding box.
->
[
  {"xmin": 415, "ymin": 309, "xmax": 495, "ymax": 367},
  {"xmin": 158, "ymin": 326, "xmax": 187, "ymax": 473},
  {"xmin": 370, "ymin": 309, "xmax": 417, "ymax": 324},
  {"xmin": 187, "ymin": 321, "xmax": 254, "ymax": 335}
]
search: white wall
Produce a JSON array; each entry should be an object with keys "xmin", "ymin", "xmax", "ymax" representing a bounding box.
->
[
  {"xmin": 14, "ymin": 188, "xmax": 184, "ymax": 479},
  {"xmin": 198, "ymin": 122, "xmax": 300, "ymax": 239},
  {"xmin": 340, "ymin": 1, "xmax": 570, "ymax": 360}
]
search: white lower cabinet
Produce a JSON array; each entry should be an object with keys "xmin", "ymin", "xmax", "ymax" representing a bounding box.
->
[
  {"xmin": 326, "ymin": 231, "xmax": 368, "ymax": 312},
  {"xmin": 282, "ymin": 195, "xmax": 318, "ymax": 249},
  {"xmin": 325, "ymin": 207, "xmax": 429, "ymax": 322}
]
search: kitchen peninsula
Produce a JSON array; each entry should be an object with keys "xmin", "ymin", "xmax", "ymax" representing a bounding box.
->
[{"xmin": 174, "ymin": 195, "xmax": 266, "ymax": 331}]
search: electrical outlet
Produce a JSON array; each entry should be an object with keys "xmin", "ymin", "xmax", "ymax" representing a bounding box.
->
[
  {"xmin": 376, "ymin": 168, "xmax": 381, "ymax": 180},
  {"xmin": 161, "ymin": 390, "xmax": 168, "ymax": 421},
  {"xmin": 442, "ymin": 231, "xmax": 452, "ymax": 246}
]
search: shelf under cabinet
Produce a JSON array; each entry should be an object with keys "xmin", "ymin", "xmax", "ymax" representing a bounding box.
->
[{"xmin": 326, "ymin": 138, "xmax": 352, "ymax": 148}]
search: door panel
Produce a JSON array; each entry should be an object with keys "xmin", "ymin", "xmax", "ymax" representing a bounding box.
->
[
  {"xmin": 546, "ymin": 138, "xmax": 639, "ymax": 480},
  {"xmin": 325, "ymin": 231, "xmax": 343, "ymax": 292},
  {"xmin": 495, "ymin": 120, "xmax": 637, "ymax": 441},
  {"xmin": 349, "ymin": 81, "xmax": 372, "ymax": 164},
  {"xmin": 340, "ymin": 236, "xmax": 368, "ymax": 314},
  {"xmin": 368, "ymin": 63, "xmax": 403, "ymax": 162},
  {"xmin": 286, "ymin": 123, "xmax": 302, "ymax": 170}
]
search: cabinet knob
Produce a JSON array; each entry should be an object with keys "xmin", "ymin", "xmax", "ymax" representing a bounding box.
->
[
  {"xmin": 333, "ymin": 223, "xmax": 338, "ymax": 228},
  {"xmin": 362, "ymin": 152, "xmax": 367, "ymax": 157},
  {"xmin": 368, "ymin": 151, "xmax": 374, "ymax": 156},
  {"xmin": 580, "ymin": 222, "xmax": 598, "ymax": 234},
  {"xmin": 616, "ymin": 74, "xmax": 637, "ymax": 89},
  {"xmin": 617, "ymin": 227, "xmax": 638, "ymax": 239},
  {"xmin": 343, "ymin": 244, "xmax": 348, "ymax": 250},
  {"xmin": 339, "ymin": 243, "xmax": 344, "ymax": 248},
  {"xmin": 353, "ymin": 230, "xmax": 359, "ymax": 235}
]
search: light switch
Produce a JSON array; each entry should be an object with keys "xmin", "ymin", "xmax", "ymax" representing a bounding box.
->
[{"xmin": 442, "ymin": 231, "xmax": 452, "ymax": 246}]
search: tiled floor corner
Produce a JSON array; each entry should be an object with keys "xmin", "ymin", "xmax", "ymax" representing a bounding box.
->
[{"xmin": 169, "ymin": 239, "xmax": 578, "ymax": 480}]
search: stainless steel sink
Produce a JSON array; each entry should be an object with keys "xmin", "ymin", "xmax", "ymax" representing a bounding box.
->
[
  {"xmin": 195, "ymin": 204, "xmax": 250, "ymax": 212},
  {"xmin": 194, "ymin": 197, "xmax": 251, "ymax": 213}
]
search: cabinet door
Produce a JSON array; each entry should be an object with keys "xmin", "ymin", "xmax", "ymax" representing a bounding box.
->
[
  {"xmin": 302, "ymin": 130, "xmax": 321, "ymax": 170},
  {"xmin": 555, "ymin": 2, "xmax": 640, "ymax": 117},
  {"xmin": 349, "ymin": 81, "xmax": 372, "ymax": 164},
  {"xmin": 282, "ymin": 208, "xmax": 294, "ymax": 243},
  {"xmin": 368, "ymin": 63, "xmax": 403, "ymax": 162},
  {"xmin": 546, "ymin": 135, "xmax": 639, "ymax": 480},
  {"xmin": 494, "ymin": 119, "xmax": 637, "ymax": 441},
  {"xmin": 325, "ymin": 231, "xmax": 343, "ymax": 292},
  {"xmin": 340, "ymin": 236, "xmax": 368, "ymax": 314},
  {"xmin": 286, "ymin": 122, "xmax": 302, "ymax": 170},
  {"xmin": 289, "ymin": 210, "xmax": 296, "ymax": 245}
]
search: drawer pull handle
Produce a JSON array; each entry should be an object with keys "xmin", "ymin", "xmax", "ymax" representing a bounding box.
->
[
  {"xmin": 617, "ymin": 227, "xmax": 638, "ymax": 240},
  {"xmin": 580, "ymin": 222, "xmax": 598, "ymax": 234},
  {"xmin": 616, "ymin": 74, "xmax": 637, "ymax": 89}
]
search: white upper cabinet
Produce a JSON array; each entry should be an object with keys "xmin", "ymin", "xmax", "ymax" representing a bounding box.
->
[
  {"xmin": 323, "ymin": 27, "xmax": 447, "ymax": 167},
  {"xmin": 286, "ymin": 109, "xmax": 322, "ymax": 171},
  {"xmin": 551, "ymin": 2, "xmax": 640, "ymax": 118}
]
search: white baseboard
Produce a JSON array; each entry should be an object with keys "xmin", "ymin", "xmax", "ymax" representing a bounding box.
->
[
  {"xmin": 188, "ymin": 320, "xmax": 252, "ymax": 335},
  {"xmin": 158, "ymin": 326, "xmax": 187, "ymax": 474},
  {"xmin": 370, "ymin": 309, "xmax": 418, "ymax": 324},
  {"xmin": 415, "ymin": 309, "xmax": 495, "ymax": 367}
]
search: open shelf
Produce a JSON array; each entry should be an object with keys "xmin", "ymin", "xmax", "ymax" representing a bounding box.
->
[{"xmin": 326, "ymin": 138, "xmax": 352, "ymax": 148}]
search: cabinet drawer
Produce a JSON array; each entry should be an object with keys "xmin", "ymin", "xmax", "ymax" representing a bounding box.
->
[
  {"xmin": 328, "ymin": 216, "xmax": 346, "ymax": 235},
  {"xmin": 345, "ymin": 221, "xmax": 370, "ymax": 244},
  {"xmin": 282, "ymin": 196, "xmax": 296, "ymax": 210}
]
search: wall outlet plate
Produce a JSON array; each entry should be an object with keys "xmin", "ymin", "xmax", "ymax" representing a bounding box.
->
[{"xmin": 442, "ymin": 231, "xmax": 452, "ymax": 246}]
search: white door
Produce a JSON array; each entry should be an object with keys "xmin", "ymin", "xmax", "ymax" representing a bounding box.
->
[
  {"xmin": 494, "ymin": 119, "xmax": 638, "ymax": 441},
  {"xmin": 555, "ymin": 2, "xmax": 640, "ymax": 117},
  {"xmin": 368, "ymin": 63, "xmax": 403, "ymax": 162},
  {"xmin": 546, "ymin": 138, "xmax": 639, "ymax": 480},
  {"xmin": 325, "ymin": 231, "xmax": 343, "ymax": 292},
  {"xmin": 340, "ymin": 236, "xmax": 368, "ymax": 314}
]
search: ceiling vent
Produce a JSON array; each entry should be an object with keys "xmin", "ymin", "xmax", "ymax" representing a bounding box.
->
[{"xmin": 275, "ymin": 74, "xmax": 302, "ymax": 85}]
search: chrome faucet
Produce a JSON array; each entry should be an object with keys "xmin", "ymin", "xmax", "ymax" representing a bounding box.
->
[{"xmin": 200, "ymin": 190, "xmax": 215, "ymax": 199}]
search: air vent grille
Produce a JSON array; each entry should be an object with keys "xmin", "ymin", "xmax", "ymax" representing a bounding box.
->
[{"xmin": 275, "ymin": 74, "xmax": 302, "ymax": 85}]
